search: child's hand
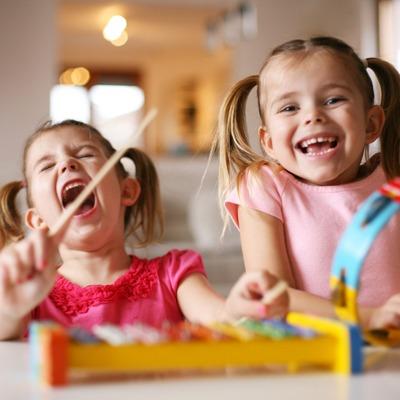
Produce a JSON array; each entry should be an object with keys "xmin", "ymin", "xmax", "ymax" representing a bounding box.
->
[
  {"xmin": 367, "ymin": 294, "xmax": 400, "ymax": 330},
  {"xmin": 0, "ymin": 228, "xmax": 59, "ymax": 320},
  {"xmin": 224, "ymin": 271, "xmax": 289, "ymax": 322}
]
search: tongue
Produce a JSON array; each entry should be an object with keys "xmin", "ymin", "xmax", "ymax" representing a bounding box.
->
[
  {"xmin": 306, "ymin": 142, "xmax": 331, "ymax": 153},
  {"xmin": 75, "ymin": 198, "xmax": 93, "ymax": 215}
]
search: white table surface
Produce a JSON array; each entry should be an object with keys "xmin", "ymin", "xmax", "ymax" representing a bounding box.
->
[{"xmin": 2, "ymin": 342, "xmax": 400, "ymax": 400}]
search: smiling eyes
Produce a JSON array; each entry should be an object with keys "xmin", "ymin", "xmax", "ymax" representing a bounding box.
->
[
  {"xmin": 324, "ymin": 96, "xmax": 345, "ymax": 105},
  {"xmin": 277, "ymin": 96, "xmax": 346, "ymax": 114},
  {"xmin": 38, "ymin": 153, "xmax": 96, "ymax": 173}
]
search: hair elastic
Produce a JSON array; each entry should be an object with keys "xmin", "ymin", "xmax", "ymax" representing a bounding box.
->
[{"xmin": 365, "ymin": 66, "xmax": 382, "ymax": 106}]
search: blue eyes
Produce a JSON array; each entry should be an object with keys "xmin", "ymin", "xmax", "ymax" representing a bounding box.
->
[
  {"xmin": 324, "ymin": 97, "xmax": 344, "ymax": 105},
  {"xmin": 278, "ymin": 97, "xmax": 345, "ymax": 113},
  {"xmin": 279, "ymin": 105, "xmax": 298, "ymax": 113}
]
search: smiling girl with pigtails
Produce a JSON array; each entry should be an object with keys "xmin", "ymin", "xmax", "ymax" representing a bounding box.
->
[{"xmin": 214, "ymin": 36, "xmax": 400, "ymax": 330}]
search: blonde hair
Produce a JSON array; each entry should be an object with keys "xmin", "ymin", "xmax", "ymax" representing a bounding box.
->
[
  {"xmin": 212, "ymin": 36, "xmax": 400, "ymax": 228},
  {"xmin": 0, "ymin": 120, "xmax": 163, "ymax": 248}
]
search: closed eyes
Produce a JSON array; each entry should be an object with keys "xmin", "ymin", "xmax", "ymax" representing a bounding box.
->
[
  {"xmin": 39, "ymin": 163, "xmax": 55, "ymax": 172},
  {"xmin": 38, "ymin": 155, "xmax": 95, "ymax": 173},
  {"xmin": 77, "ymin": 153, "xmax": 94, "ymax": 159}
]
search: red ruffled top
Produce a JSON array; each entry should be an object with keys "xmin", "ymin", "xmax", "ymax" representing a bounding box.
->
[{"xmin": 32, "ymin": 249, "xmax": 205, "ymax": 330}]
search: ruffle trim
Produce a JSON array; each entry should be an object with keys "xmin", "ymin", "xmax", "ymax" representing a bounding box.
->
[{"xmin": 49, "ymin": 256, "xmax": 158, "ymax": 317}]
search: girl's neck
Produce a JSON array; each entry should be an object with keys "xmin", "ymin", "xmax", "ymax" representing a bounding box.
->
[{"xmin": 57, "ymin": 244, "xmax": 132, "ymax": 287}]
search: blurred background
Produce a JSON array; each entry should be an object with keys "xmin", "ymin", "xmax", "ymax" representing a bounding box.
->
[{"xmin": 0, "ymin": 0, "xmax": 397, "ymax": 292}]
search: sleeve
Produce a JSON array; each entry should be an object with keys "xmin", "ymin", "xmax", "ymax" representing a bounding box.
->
[
  {"xmin": 225, "ymin": 166, "xmax": 283, "ymax": 228},
  {"xmin": 164, "ymin": 249, "xmax": 207, "ymax": 293}
]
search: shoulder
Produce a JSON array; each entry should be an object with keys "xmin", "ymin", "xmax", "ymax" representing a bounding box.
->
[
  {"xmin": 132, "ymin": 249, "xmax": 205, "ymax": 276},
  {"xmin": 158, "ymin": 249, "xmax": 204, "ymax": 270},
  {"xmin": 228, "ymin": 164, "xmax": 290, "ymax": 201},
  {"xmin": 225, "ymin": 164, "xmax": 290, "ymax": 225},
  {"xmin": 145, "ymin": 249, "xmax": 206, "ymax": 292}
]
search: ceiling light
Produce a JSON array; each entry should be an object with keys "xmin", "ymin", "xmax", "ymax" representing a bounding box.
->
[{"xmin": 103, "ymin": 15, "xmax": 127, "ymax": 42}]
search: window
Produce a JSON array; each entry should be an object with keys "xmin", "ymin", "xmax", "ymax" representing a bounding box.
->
[{"xmin": 50, "ymin": 70, "xmax": 144, "ymax": 148}]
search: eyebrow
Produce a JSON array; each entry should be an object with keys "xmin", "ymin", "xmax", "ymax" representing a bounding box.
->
[
  {"xmin": 270, "ymin": 82, "xmax": 352, "ymax": 108},
  {"xmin": 32, "ymin": 143, "xmax": 101, "ymax": 169}
]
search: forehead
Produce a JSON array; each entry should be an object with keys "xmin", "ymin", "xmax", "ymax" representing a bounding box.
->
[
  {"xmin": 261, "ymin": 50, "xmax": 357, "ymax": 96},
  {"xmin": 26, "ymin": 127, "xmax": 103, "ymax": 165}
]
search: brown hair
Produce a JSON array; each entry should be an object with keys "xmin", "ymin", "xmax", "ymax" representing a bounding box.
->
[
  {"xmin": 212, "ymin": 36, "xmax": 400, "ymax": 228},
  {"xmin": 0, "ymin": 120, "xmax": 163, "ymax": 248}
]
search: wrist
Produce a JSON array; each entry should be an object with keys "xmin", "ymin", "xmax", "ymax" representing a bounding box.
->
[{"xmin": 0, "ymin": 311, "xmax": 27, "ymax": 340}]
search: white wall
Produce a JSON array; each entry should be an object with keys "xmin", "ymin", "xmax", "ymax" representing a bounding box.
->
[
  {"xmin": 232, "ymin": 0, "xmax": 377, "ymax": 150},
  {"xmin": 0, "ymin": 0, "xmax": 57, "ymax": 184}
]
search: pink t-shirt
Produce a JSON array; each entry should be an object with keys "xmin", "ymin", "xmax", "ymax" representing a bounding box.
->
[
  {"xmin": 226, "ymin": 164, "xmax": 400, "ymax": 307},
  {"xmin": 32, "ymin": 249, "xmax": 206, "ymax": 330}
]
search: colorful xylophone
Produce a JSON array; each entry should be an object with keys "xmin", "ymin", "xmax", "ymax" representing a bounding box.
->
[{"xmin": 29, "ymin": 313, "xmax": 362, "ymax": 386}]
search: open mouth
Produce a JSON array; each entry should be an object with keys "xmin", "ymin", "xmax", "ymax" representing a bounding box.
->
[
  {"xmin": 296, "ymin": 136, "xmax": 338, "ymax": 155},
  {"xmin": 61, "ymin": 182, "xmax": 96, "ymax": 216}
]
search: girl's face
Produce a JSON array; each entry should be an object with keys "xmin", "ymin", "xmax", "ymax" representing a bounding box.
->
[
  {"xmin": 24, "ymin": 127, "xmax": 136, "ymax": 250},
  {"xmin": 259, "ymin": 51, "xmax": 383, "ymax": 185}
]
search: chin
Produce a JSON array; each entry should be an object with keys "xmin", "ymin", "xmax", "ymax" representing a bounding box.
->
[{"xmin": 63, "ymin": 226, "xmax": 106, "ymax": 249}]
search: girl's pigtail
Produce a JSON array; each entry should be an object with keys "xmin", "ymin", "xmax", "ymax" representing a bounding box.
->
[
  {"xmin": 366, "ymin": 58, "xmax": 400, "ymax": 178},
  {"xmin": 211, "ymin": 75, "xmax": 265, "ymax": 230},
  {"xmin": 0, "ymin": 181, "xmax": 25, "ymax": 248},
  {"xmin": 123, "ymin": 148, "xmax": 164, "ymax": 246}
]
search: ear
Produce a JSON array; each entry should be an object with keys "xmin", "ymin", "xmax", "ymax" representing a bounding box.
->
[
  {"xmin": 120, "ymin": 177, "xmax": 141, "ymax": 207},
  {"xmin": 25, "ymin": 208, "xmax": 48, "ymax": 231},
  {"xmin": 259, "ymin": 126, "xmax": 276, "ymax": 159},
  {"xmin": 365, "ymin": 105, "xmax": 385, "ymax": 144}
]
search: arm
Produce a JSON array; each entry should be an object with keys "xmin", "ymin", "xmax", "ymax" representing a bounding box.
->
[
  {"xmin": 176, "ymin": 273, "xmax": 226, "ymax": 324},
  {"xmin": 177, "ymin": 271, "xmax": 288, "ymax": 325},
  {"xmin": 238, "ymin": 205, "xmax": 338, "ymax": 318},
  {"xmin": 0, "ymin": 229, "xmax": 58, "ymax": 340},
  {"xmin": 237, "ymin": 205, "xmax": 400, "ymax": 329}
]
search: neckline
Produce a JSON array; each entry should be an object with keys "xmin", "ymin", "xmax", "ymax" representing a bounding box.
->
[
  {"xmin": 55, "ymin": 255, "xmax": 140, "ymax": 290},
  {"xmin": 279, "ymin": 161, "xmax": 383, "ymax": 193}
]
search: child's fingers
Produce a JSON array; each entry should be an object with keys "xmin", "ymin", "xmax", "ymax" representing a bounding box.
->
[
  {"xmin": 0, "ymin": 246, "xmax": 30, "ymax": 284},
  {"xmin": 14, "ymin": 239, "xmax": 36, "ymax": 281},
  {"xmin": 239, "ymin": 271, "xmax": 278, "ymax": 299},
  {"xmin": 31, "ymin": 228, "xmax": 51, "ymax": 271},
  {"xmin": 31, "ymin": 228, "xmax": 61, "ymax": 272},
  {"xmin": 261, "ymin": 303, "xmax": 288, "ymax": 319},
  {"xmin": 383, "ymin": 306, "xmax": 400, "ymax": 328},
  {"xmin": 261, "ymin": 280, "xmax": 289, "ymax": 305},
  {"xmin": 234, "ymin": 298, "xmax": 271, "ymax": 320}
]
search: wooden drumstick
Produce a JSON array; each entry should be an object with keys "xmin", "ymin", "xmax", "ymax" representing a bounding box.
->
[{"xmin": 261, "ymin": 280, "xmax": 288, "ymax": 305}]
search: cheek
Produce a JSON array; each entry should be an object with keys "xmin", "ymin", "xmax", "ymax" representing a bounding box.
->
[
  {"xmin": 30, "ymin": 179, "xmax": 58, "ymax": 214},
  {"xmin": 100, "ymin": 175, "xmax": 123, "ymax": 202}
]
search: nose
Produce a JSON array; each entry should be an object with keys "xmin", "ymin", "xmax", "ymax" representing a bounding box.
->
[
  {"xmin": 304, "ymin": 107, "xmax": 325, "ymax": 125},
  {"xmin": 59, "ymin": 158, "xmax": 79, "ymax": 174}
]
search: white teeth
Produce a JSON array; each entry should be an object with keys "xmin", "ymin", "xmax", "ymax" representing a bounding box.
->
[
  {"xmin": 64, "ymin": 182, "xmax": 85, "ymax": 192},
  {"xmin": 300, "ymin": 136, "xmax": 336, "ymax": 148},
  {"xmin": 62, "ymin": 182, "xmax": 86, "ymax": 197}
]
